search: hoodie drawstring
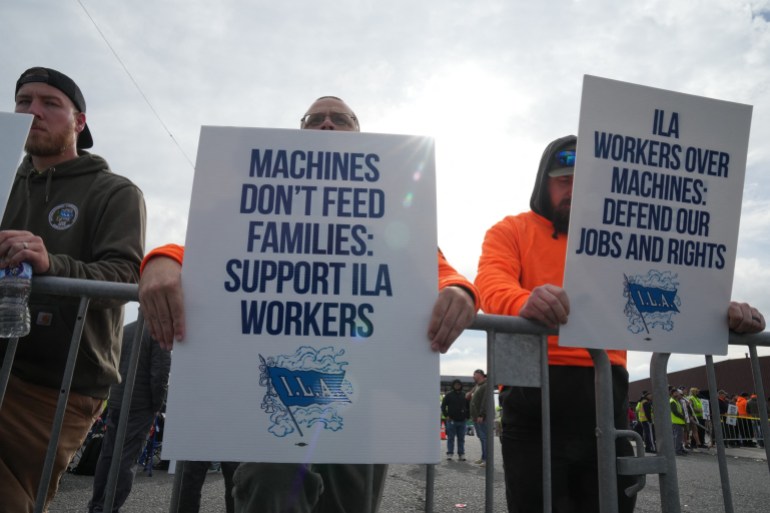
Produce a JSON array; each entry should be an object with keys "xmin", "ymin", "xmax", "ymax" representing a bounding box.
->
[{"xmin": 44, "ymin": 168, "xmax": 54, "ymax": 203}]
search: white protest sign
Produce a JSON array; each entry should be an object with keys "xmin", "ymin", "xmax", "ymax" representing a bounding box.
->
[
  {"xmin": 0, "ymin": 112, "xmax": 32, "ymax": 218},
  {"xmin": 163, "ymin": 127, "xmax": 439, "ymax": 463},
  {"xmin": 560, "ymin": 76, "xmax": 751, "ymax": 356}
]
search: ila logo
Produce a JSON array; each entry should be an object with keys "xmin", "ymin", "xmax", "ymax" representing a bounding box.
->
[
  {"xmin": 260, "ymin": 346, "xmax": 353, "ymax": 438},
  {"xmin": 624, "ymin": 270, "xmax": 680, "ymax": 336}
]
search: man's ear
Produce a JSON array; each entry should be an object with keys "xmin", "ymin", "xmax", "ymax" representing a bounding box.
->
[{"xmin": 74, "ymin": 112, "xmax": 86, "ymax": 134}]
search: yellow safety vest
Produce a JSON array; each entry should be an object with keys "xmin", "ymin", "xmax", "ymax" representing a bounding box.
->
[
  {"xmin": 688, "ymin": 395, "xmax": 703, "ymax": 418},
  {"xmin": 670, "ymin": 397, "xmax": 685, "ymax": 425},
  {"xmin": 636, "ymin": 400, "xmax": 648, "ymax": 422}
]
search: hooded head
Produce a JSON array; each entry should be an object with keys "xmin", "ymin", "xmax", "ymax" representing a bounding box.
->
[
  {"xmin": 451, "ymin": 379, "xmax": 463, "ymax": 390},
  {"xmin": 529, "ymin": 135, "xmax": 577, "ymax": 236}
]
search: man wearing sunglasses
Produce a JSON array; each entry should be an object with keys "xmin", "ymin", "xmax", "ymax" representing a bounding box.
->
[
  {"xmin": 475, "ymin": 135, "xmax": 765, "ymax": 512},
  {"xmin": 138, "ymin": 96, "xmax": 478, "ymax": 512}
]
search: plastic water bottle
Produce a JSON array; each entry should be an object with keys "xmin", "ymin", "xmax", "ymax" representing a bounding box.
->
[{"xmin": 0, "ymin": 262, "xmax": 32, "ymax": 338}]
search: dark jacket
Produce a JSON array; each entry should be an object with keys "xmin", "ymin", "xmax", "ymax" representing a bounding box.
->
[
  {"xmin": 470, "ymin": 381, "xmax": 488, "ymax": 419},
  {"xmin": 747, "ymin": 396, "xmax": 759, "ymax": 417},
  {"xmin": 0, "ymin": 152, "xmax": 146, "ymax": 397},
  {"xmin": 442, "ymin": 388, "xmax": 469, "ymax": 422},
  {"xmin": 109, "ymin": 322, "xmax": 171, "ymax": 414}
]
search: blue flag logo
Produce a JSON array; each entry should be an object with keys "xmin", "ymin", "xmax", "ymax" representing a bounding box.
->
[
  {"xmin": 624, "ymin": 271, "xmax": 681, "ymax": 336},
  {"xmin": 259, "ymin": 346, "xmax": 353, "ymax": 438},
  {"xmin": 627, "ymin": 283, "xmax": 680, "ymax": 314},
  {"xmin": 266, "ymin": 367, "xmax": 350, "ymax": 408}
]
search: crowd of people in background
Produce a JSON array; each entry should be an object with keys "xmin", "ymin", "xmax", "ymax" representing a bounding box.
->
[{"xmin": 629, "ymin": 384, "xmax": 766, "ymax": 459}]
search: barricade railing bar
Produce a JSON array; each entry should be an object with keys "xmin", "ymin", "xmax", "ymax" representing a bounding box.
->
[
  {"xmin": 457, "ymin": 315, "xmax": 770, "ymax": 513},
  {"xmin": 719, "ymin": 415, "xmax": 764, "ymax": 445},
  {"xmin": 1, "ymin": 276, "xmax": 769, "ymax": 513}
]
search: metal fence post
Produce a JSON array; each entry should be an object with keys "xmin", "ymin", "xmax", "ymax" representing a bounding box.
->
[
  {"xmin": 168, "ymin": 461, "xmax": 184, "ymax": 512},
  {"xmin": 540, "ymin": 334, "xmax": 552, "ymax": 513},
  {"xmin": 425, "ymin": 464, "xmax": 435, "ymax": 512},
  {"xmin": 705, "ymin": 354, "xmax": 735, "ymax": 513},
  {"xmin": 747, "ymin": 344, "xmax": 770, "ymax": 471},
  {"xmin": 0, "ymin": 336, "xmax": 19, "ymax": 411},
  {"xmin": 103, "ymin": 312, "xmax": 147, "ymax": 512},
  {"xmin": 650, "ymin": 352, "xmax": 682, "ymax": 513},
  {"xmin": 484, "ymin": 329, "xmax": 496, "ymax": 512},
  {"xmin": 33, "ymin": 296, "xmax": 91, "ymax": 513},
  {"xmin": 589, "ymin": 349, "xmax": 619, "ymax": 513}
]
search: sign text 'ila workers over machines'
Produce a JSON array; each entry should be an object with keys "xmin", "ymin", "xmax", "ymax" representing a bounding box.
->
[{"xmin": 561, "ymin": 76, "xmax": 752, "ymax": 355}]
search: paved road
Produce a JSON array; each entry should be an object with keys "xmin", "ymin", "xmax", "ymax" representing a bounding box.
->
[{"xmin": 50, "ymin": 439, "xmax": 769, "ymax": 513}]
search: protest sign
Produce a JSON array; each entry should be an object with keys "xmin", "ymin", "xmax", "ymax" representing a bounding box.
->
[
  {"xmin": 162, "ymin": 127, "xmax": 438, "ymax": 463},
  {"xmin": 560, "ymin": 76, "xmax": 752, "ymax": 355},
  {"xmin": 0, "ymin": 112, "xmax": 32, "ymax": 217}
]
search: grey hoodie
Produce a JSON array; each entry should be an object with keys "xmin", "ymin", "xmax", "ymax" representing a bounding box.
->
[{"xmin": 529, "ymin": 134, "xmax": 577, "ymax": 231}]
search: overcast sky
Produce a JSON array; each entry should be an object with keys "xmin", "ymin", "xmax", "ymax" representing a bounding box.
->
[{"xmin": 2, "ymin": 0, "xmax": 769, "ymax": 382}]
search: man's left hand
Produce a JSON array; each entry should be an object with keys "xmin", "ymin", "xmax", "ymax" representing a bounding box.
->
[{"xmin": 728, "ymin": 301, "xmax": 765, "ymax": 334}]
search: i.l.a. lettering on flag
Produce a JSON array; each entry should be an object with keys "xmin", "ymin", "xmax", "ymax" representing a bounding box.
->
[
  {"xmin": 260, "ymin": 355, "xmax": 350, "ymax": 436},
  {"xmin": 625, "ymin": 275, "xmax": 679, "ymax": 334}
]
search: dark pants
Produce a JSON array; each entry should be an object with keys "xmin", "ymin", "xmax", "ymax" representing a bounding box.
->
[
  {"xmin": 474, "ymin": 421, "xmax": 489, "ymax": 460},
  {"xmin": 232, "ymin": 463, "xmax": 387, "ymax": 513},
  {"xmin": 178, "ymin": 460, "xmax": 239, "ymax": 513},
  {"xmin": 88, "ymin": 408, "xmax": 155, "ymax": 513},
  {"xmin": 501, "ymin": 365, "xmax": 637, "ymax": 513}
]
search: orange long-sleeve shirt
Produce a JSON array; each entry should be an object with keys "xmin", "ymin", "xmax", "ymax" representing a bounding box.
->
[
  {"xmin": 736, "ymin": 396, "xmax": 748, "ymax": 416},
  {"xmin": 142, "ymin": 244, "xmax": 479, "ymax": 309},
  {"xmin": 475, "ymin": 211, "xmax": 626, "ymax": 368}
]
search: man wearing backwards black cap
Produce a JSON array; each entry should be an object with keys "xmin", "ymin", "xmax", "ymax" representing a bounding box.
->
[
  {"xmin": 0, "ymin": 67, "xmax": 146, "ymax": 512},
  {"xmin": 476, "ymin": 135, "xmax": 766, "ymax": 512}
]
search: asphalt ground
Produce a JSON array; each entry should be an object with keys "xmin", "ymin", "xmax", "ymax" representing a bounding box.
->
[{"xmin": 49, "ymin": 437, "xmax": 769, "ymax": 513}]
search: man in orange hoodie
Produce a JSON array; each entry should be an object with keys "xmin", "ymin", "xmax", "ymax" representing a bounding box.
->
[
  {"xmin": 138, "ymin": 96, "xmax": 478, "ymax": 513},
  {"xmin": 475, "ymin": 135, "xmax": 766, "ymax": 513}
]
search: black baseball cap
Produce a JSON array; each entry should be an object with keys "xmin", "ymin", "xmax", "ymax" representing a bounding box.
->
[{"xmin": 15, "ymin": 67, "xmax": 93, "ymax": 149}]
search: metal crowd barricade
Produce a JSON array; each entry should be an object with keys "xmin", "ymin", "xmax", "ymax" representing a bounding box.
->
[
  {"xmin": 1, "ymin": 276, "xmax": 769, "ymax": 513},
  {"xmin": 445, "ymin": 314, "xmax": 662, "ymax": 513},
  {"xmin": 0, "ymin": 276, "xmax": 139, "ymax": 513},
  {"xmin": 426, "ymin": 314, "xmax": 770, "ymax": 513}
]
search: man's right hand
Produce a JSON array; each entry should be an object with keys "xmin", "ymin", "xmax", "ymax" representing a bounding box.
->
[
  {"xmin": 138, "ymin": 256, "xmax": 185, "ymax": 350},
  {"xmin": 519, "ymin": 284, "xmax": 570, "ymax": 329}
]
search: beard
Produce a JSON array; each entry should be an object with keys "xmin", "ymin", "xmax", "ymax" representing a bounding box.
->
[
  {"xmin": 25, "ymin": 125, "xmax": 76, "ymax": 157},
  {"xmin": 552, "ymin": 202, "xmax": 571, "ymax": 234}
]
